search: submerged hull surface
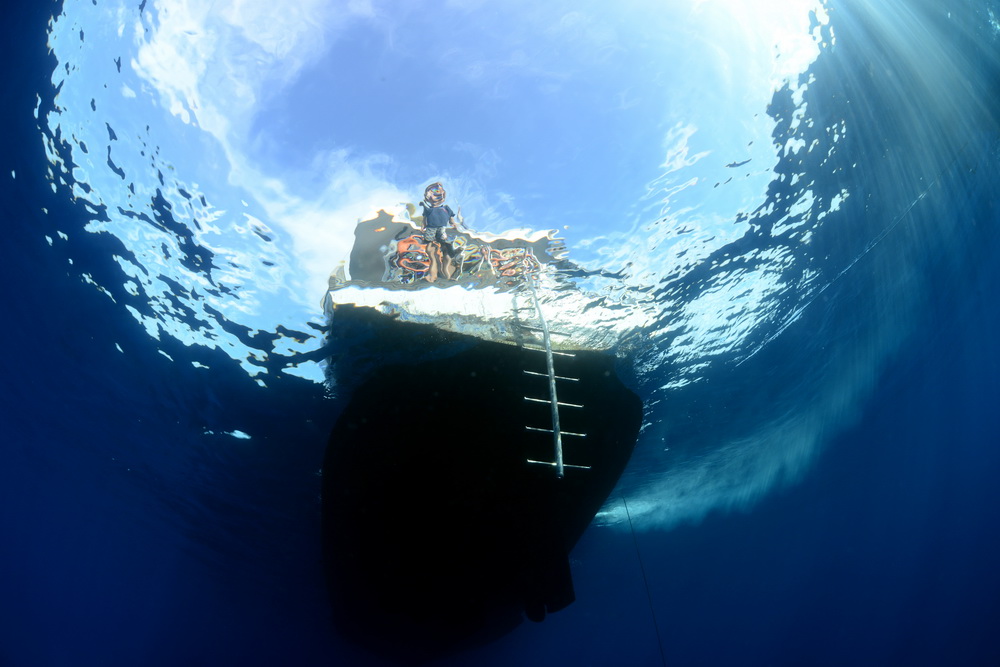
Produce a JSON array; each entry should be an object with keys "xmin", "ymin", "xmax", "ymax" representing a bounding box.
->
[{"xmin": 322, "ymin": 309, "xmax": 642, "ymax": 659}]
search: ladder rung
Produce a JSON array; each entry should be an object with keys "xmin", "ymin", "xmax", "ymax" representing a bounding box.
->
[
  {"xmin": 523, "ymin": 370, "xmax": 579, "ymax": 382},
  {"xmin": 527, "ymin": 459, "xmax": 591, "ymax": 470},
  {"xmin": 525, "ymin": 426, "xmax": 587, "ymax": 438},
  {"xmin": 523, "ymin": 397, "xmax": 584, "ymax": 408},
  {"xmin": 523, "ymin": 346, "xmax": 576, "ymax": 357},
  {"xmin": 519, "ymin": 324, "xmax": 570, "ymax": 336}
]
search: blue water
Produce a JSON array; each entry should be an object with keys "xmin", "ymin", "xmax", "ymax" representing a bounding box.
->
[{"xmin": 3, "ymin": 1, "xmax": 1000, "ymax": 665}]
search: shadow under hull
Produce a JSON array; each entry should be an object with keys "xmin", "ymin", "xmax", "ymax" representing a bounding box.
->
[{"xmin": 322, "ymin": 308, "xmax": 642, "ymax": 661}]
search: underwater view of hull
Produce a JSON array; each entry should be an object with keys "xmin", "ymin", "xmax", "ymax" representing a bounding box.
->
[{"xmin": 321, "ymin": 307, "xmax": 642, "ymax": 660}]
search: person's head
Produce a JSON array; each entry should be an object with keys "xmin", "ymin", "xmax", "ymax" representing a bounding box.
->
[{"xmin": 424, "ymin": 182, "xmax": 446, "ymax": 206}]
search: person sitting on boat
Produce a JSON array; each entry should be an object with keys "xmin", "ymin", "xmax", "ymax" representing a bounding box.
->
[{"xmin": 420, "ymin": 182, "xmax": 458, "ymax": 282}]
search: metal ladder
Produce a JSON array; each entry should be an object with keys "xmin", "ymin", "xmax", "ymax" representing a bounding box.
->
[{"xmin": 520, "ymin": 275, "xmax": 589, "ymax": 478}]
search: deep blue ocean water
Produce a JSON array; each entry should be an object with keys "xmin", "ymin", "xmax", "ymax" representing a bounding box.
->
[{"xmin": 3, "ymin": 1, "xmax": 1000, "ymax": 666}]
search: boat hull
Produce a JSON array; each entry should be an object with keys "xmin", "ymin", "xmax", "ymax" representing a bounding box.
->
[{"xmin": 321, "ymin": 308, "xmax": 642, "ymax": 659}]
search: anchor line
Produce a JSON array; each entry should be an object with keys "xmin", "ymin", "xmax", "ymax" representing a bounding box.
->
[{"xmin": 623, "ymin": 496, "xmax": 668, "ymax": 667}]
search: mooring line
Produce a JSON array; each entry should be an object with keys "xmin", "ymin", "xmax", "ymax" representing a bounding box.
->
[{"xmin": 623, "ymin": 496, "xmax": 668, "ymax": 667}]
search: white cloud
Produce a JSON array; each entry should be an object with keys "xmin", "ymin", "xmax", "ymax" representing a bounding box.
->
[
  {"xmin": 133, "ymin": 0, "xmax": 359, "ymax": 136},
  {"xmin": 132, "ymin": 0, "xmax": 405, "ymax": 304}
]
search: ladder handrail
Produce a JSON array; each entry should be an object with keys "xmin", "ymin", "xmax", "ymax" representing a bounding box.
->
[{"xmin": 526, "ymin": 274, "xmax": 565, "ymax": 478}]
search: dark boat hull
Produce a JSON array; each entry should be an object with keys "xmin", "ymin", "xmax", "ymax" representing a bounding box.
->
[{"xmin": 321, "ymin": 309, "xmax": 642, "ymax": 660}]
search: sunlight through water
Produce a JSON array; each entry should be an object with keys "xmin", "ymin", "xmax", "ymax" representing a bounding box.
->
[{"xmin": 39, "ymin": 0, "xmax": 1000, "ymax": 529}]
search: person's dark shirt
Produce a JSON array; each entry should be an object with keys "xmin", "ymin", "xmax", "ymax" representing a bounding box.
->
[{"xmin": 422, "ymin": 204, "xmax": 454, "ymax": 228}]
